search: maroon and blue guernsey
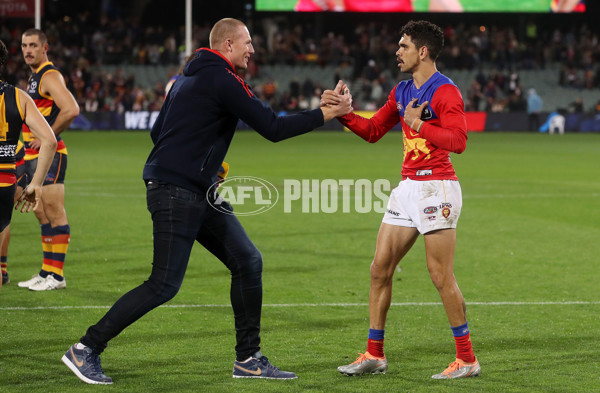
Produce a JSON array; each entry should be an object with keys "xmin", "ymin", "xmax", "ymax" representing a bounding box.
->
[{"xmin": 338, "ymin": 71, "xmax": 467, "ymax": 181}]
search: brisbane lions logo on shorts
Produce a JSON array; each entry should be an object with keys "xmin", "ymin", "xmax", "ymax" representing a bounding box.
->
[
  {"xmin": 441, "ymin": 207, "xmax": 451, "ymax": 218},
  {"xmin": 439, "ymin": 202, "xmax": 452, "ymax": 218}
]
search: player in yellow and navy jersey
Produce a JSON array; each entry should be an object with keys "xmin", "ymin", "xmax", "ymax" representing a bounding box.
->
[
  {"xmin": 0, "ymin": 141, "xmax": 26, "ymax": 284},
  {"xmin": 0, "ymin": 39, "xmax": 57, "ymax": 291},
  {"xmin": 17, "ymin": 29, "xmax": 80, "ymax": 291}
]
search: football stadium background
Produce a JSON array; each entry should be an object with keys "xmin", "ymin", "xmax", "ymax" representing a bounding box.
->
[{"xmin": 1, "ymin": 1, "xmax": 599, "ymax": 392}]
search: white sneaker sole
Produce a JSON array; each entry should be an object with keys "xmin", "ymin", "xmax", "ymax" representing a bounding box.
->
[{"xmin": 61, "ymin": 355, "xmax": 113, "ymax": 385}]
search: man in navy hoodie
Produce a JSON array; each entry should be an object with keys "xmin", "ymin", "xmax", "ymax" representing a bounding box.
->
[{"xmin": 62, "ymin": 18, "xmax": 352, "ymax": 384}]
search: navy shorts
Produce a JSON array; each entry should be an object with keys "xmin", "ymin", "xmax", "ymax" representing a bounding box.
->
[
  {"xmin": 16, "ymin": 162, "xmax": 29, "ymax": 189},
  {"xmin": 0, "ymin": 185, "xmax": 16, "ymax": 232},
  {"xmin": 25, "ymin": 152, "xmax": 67, "ymax": 186}
]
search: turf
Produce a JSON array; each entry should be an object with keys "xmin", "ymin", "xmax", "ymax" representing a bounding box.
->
[{"xmin": 1, "ymin": 131, "xmax": 599, "ymax": 393}]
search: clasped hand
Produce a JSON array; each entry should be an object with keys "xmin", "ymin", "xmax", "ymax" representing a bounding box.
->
[{"xmin": 320, "ymin": 80, "xmax": 353, "ymax": 119}]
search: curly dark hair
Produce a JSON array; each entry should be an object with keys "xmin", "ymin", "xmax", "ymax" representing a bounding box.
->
[{"xmin": 399, "ymin": 20, "xmax": 444, "ymax": 61}]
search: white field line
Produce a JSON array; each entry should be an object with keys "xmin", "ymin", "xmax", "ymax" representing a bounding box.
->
[
  {"xmin": 69, "ymin": 192, "xmax": 144, "ymax": 198},
  {"xmin": 68, "ymin": 191, "xmax": 599, "ymax": 200},
  {"xmin": 2, "ymin": 300, "xmax": 600, "ymax": 311}
]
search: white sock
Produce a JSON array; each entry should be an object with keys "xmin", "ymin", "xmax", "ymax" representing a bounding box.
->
[{"xmin": 75, "ymin": 343, "xmax": 87, "ymax": 350}]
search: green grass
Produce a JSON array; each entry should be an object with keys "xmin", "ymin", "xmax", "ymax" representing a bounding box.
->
[{"xmin": 1, "ymin": 131, "xmax": 599, "ymax": 392}]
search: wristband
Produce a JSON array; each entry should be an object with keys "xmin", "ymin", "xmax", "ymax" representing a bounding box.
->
[
  {"xmin": 416, "ymin": 120, "xmax": 423, "ymax": 133},
  {"xmin": 410, "ymin": 118, "xmax": 418, "ymax": 130}
]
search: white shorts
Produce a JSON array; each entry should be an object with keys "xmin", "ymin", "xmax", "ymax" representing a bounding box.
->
[{"xmin": 382, "ymin": 178, "xmax": 462, "ymax": 234}]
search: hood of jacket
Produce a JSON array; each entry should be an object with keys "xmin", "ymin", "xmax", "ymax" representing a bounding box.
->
[{"xmin": 184, "ymin": 48, "xmax": 235, "ymax": 76}]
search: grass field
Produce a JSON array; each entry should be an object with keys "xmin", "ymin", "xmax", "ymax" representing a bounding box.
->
[{"xmin": 1, "ymin": 130, "xmax": 599, "ymax": 393}]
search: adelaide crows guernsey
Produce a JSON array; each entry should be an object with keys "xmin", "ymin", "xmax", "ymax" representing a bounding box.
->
[
  {"xmin": 338, "ymin": 71, "xmax": 467, "ymax": 181},
  {"xmin": 22, "ymin": 61, "xmax": 67, "ymax": 160},
  {"xmin": 0, "ymin": 81, "xmax": 25, "ymax": 186}
]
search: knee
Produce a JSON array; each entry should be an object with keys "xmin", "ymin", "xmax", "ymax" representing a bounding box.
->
[
  {"xmin": 158, "ymin": 285, "xmax": 180, "ymax": 302},
  {"xmin": 42, "ymin": 202, "xmax": 66, "ymax": 222},
  {"xmin": 243, "ymin": 248, "xmax": 263, "ymax": 275},
  {"xmin": 370, "ymin": 260, "xmax": 394, "ymax": 284},
  {"xmin": 427, "ymin": 266, "xmax": 453, "ymax": 290},
  {"xmin": 145, "ymin": 278, "xmax": 181, "ymax": 303},
  {"xmin": 232, "ymin": 247, "xmax": 263, "ymax": 278}
]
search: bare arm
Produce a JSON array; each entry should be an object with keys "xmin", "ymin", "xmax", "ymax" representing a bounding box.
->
[
  {"xmin": 409, "ymin": 86, "xmax": 468, "ymax": 154},
  {"xmin": 14, "ymin": 89, "xmax": 57, "ymax": 213},
  {"xmin": 322, "ymin": 81, "xmax": 400, "ymax": 143},
  {"xmin": 41, "ymin": 71, "xmax": 80, "ymax": 136}
]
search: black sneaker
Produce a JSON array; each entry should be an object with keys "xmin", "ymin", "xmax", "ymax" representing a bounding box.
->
[
  {"xmin": 232, "ymin": 351, "xmax": 297, "ymax": 379},
  {"xmin": 2, "ymin": 272, "xmax": 9, "ymax": 285},
  {"xmin": 61, "ymin": 344, "xmax": 113, "ymax": 384}
]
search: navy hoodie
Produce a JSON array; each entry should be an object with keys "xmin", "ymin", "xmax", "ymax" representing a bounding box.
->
[{"xmin": 143, "ymin": 48, "xmax": 325, "ymax": 194}]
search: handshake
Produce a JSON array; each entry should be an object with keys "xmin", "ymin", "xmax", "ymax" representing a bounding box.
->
[{"xmin": 319, "ymin": 80, "xmax": 353, "ymax": 121}]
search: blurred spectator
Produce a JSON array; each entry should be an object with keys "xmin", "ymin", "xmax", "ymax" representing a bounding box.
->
[
  {"xmin": 84, "ymin": 90, "xmax": 99, "ymax": 112},
  {"xmin": 540, "ymin": 110, "xmax": 566, "ymax": 135},
  {"xmin": 3, "ymin": 12, "xmax": 600, "ymax": 114},
  {"xmin": 527, "ymin": 88, "xmax": 543, "ymax": 131},
  {"xmin": 370, "ymin": 79, "xmax": 383, "ymax": 106},
  {"xmin": 506, "ymin": 89, "xmax": 527, "ymax": 112},
  {"xmin": 302, "ymin": 78, "xmax": 315, "ymax": 98},
  {"xmin": 298, "ymin": 95, "xmax": 310, "ymax": 110},
  {"xmin": 364, "ymin": 59, "xmax": 379, "ymax": 82},
  {"xmin": 466, "ymin": 80, "xmax": 483, "ymax": 111},
  {"xmin": 508, "ymin": 69, "xmax": 520, "ymax": 93},
  {"xmin": 549, "ymin": 111, "xmax": 566, "ymax": 135},
  {"xmin": 263, "ymin": 78, "xmax": 278, "ymax": 100},
  {"xmin": 289, "ymin": 77, "xmax": 300, "ymax": 98},
  {"xmin": 569, "ymin": 96, "xmax": 584, "ymax": 113},
  {"xmin": 310, "ymin": 87, "xmax": 322, "ymax": 110},
  {"xmin": 484, "ymin": 80, "xmax": 498, "ymax": 112}
]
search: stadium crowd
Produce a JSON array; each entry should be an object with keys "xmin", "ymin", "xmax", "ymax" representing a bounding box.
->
[{"xmin": 1, "ymin": 12, "xmax": 599, "ymax": 114}]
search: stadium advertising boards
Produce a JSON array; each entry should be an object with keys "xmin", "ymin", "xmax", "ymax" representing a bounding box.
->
[
  {"xmin": 0, "ymin": 0, "xmax": 42, "ymax": 17},
  {"xmin": 71, "ymin": 111, "xmax": 600, "ymax": 132},
  {"xmin": 256, "ymin": 0, "xmax": 586, "ymax": 12}
]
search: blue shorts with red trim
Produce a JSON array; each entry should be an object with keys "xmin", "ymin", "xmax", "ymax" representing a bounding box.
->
[{"xmin": 24, "ymin": 152, "xmax": 67, "ymax": 186}]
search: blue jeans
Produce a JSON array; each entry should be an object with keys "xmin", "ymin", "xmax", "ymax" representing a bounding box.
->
[{"xmin": 81, "ymin": 182, "xmax": 263, "ymax": 360}]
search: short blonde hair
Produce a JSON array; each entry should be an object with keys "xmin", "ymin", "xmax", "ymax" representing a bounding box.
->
[{"xmin": 209, "ymin": 18, "xmax": 246, "ymax": 49}]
